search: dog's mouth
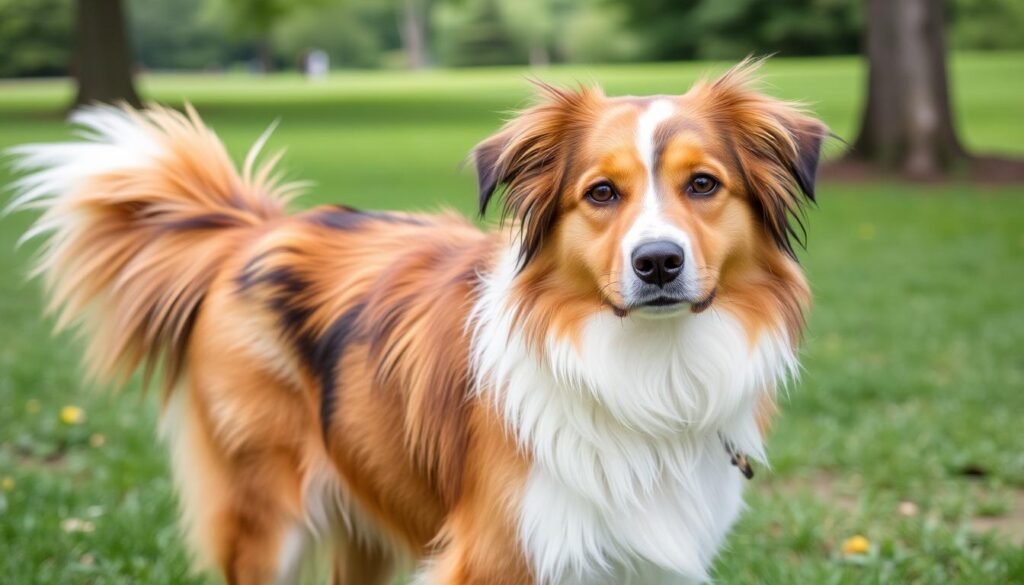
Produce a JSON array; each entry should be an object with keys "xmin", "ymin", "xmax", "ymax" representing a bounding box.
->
[
  {"xmin": 645, "ymin": 296, "xmax": 683, "ymax": 307},
  {"xmin": 607, "ymin": 288, "xmax": 717, "ymax": 318}
]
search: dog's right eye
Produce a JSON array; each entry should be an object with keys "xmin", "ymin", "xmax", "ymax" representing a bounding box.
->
[
  {"xmin": 586, "ymin": 182, "xmax": 619, "ymax": 205},
  {"xmin": 686, "ymin": 174, "xmax": 719, "ymax": 198}
]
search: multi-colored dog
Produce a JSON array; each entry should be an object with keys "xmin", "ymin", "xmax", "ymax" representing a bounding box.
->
[{"xmin": 9, "ymin": 60, "xmax": 826, "ymax": 584}]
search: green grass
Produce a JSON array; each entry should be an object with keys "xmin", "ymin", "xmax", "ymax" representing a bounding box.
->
[{"xmin": 1, "ymin": 54, "xmax": 1023, "ymax": 584}]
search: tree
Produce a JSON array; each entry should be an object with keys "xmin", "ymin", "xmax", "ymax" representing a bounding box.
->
[
  {"xmin": 213, "ymin": 0, "xmax": 297, "ymax": 72},
  {"xmin": 273, "ymin": 1, "xmax": 397, "ymax": 69},
  {"xmin": 131, "ymin": 0, "xmax": 230, "ymax": 71},
  {"xmin": 848, "ymin": 0, "xmax": 965, "ymax": 177},
  {"xmin": 71, "ymin": 0, "xmax": 141, "ymax": 109},
  {"xmin": 0, "ymin": 0, "xmax": 73, "ymax": 78},
  {"xmin": 433, "ymin": 0, "xmax": 524, "ymax": 67},
  {"xmin": 497, "ymin": 0, "xmax": 558, "ymax": 66},
  {"xmin": 399, "ymin": 0, "xmax": 430, "ymax": 69},
  {"xmin": 620, "ymin": 0, "xmax": 860, "ymax": 61}
]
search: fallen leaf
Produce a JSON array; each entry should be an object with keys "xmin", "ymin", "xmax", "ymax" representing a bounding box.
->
[
  {"xmin": 61, "ymin": 518, "xmax": 95, "ymax": 534},
  {"xmin": 898, "ymin": 501, "xmax": 919, "ymax": 517}
]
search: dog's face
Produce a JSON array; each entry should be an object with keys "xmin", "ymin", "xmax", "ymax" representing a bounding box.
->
[{"xmin": 476, "ymin": 63, "xmax": 826, "ymax": 323}]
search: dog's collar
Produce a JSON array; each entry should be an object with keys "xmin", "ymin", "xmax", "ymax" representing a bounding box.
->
[{"xmin": 720, "ymin": 435, "xmax": 754, "ymax": 480}]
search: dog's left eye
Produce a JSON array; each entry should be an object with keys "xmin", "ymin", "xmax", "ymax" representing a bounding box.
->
[
  {"xmin": 686, "ymin": 174, "xmax": 719, "ymax": 197},
  {"xmin": 586, "ymin": 182, "xmax": 619, "ymax": 205}
]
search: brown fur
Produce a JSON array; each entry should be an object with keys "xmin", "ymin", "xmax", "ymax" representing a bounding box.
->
[
  {"xmin": 26, "ymin": 106, "xmax": 298, "ymax": 398},
  {"xmin": 14, "ymin": 61, "xmax": 825, "ymax": 584},
  {"xmin": 482, "ymin": 61, "xmax": 823, "ymax": 354}
]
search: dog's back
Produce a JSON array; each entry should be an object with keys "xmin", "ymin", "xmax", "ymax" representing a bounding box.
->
[{"xmin": 8, "ymin": 106, "xmax": 507, "ymax": 583}]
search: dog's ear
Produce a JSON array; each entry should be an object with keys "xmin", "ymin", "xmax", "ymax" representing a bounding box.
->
[
  {"xmin": 785, "ymin": 114, "xmax": 826, "ymax": 203},
  {"xmin": 473, "ymin": 131, "xmax": 507, "ymax": 218},
  {"xmin": 702, "ymin": 59, "xmax": 829, "ymax": 258},
  {"xmin": 472, "ymin": 82, "xmax": 601, "ymax": 268}
]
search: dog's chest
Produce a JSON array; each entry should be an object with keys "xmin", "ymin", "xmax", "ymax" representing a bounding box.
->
[
  {"xmin": 517, "ymin": 427, "xmax": 746, "ymax": 585},
  {"xmin": 471, "ymin": 307, "xmax": 790, "ymax": 583}
]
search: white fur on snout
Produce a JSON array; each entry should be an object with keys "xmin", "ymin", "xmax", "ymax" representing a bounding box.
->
[{"xmin": 622, "ymin": 100, "xmax": 700, "ymax": 304}]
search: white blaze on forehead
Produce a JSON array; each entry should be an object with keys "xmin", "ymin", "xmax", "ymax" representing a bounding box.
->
[
  {"xmin": 632, "ymin": 99, "xmax": 677, "ymax": 227},
  {"xmin": 621, "ymin": 99, "xmax": 701, "ymax": 301},
  {"xmin": 635, "ymin": 99, "xmax": 676, "ymax": 197}
]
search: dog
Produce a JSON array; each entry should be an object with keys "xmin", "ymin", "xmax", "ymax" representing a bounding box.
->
[{"xmin": 8, "ymin": 60, "xmax": 826, "ymax": 584}]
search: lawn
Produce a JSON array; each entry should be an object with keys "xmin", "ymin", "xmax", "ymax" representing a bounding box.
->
[{"xmin": 1, "ymin": 53, "xmax": 1023, "ymax": 584}]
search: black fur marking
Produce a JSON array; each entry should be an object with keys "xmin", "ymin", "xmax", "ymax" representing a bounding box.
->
[
  {"xmin": 158, "ymin": 212, "xmax": 240, "ymax": 232},
  {"xmin": 236, "ymin": 253, "xmax": 367, "ymax": 439},
  {"xmin": 792, "ymin": 130, "xmax": 824, "ymax": 203},
  {"xmin": 308, "ymin": 206, "xmax": 368, "ymax": 230},
  {"xmin": 313, "ymin": 303, "xmax": 366, "ymax": 439},
  {"xmin": 236, "ymin": 263, "xmax": 319, "ymax": 356},
  {"xmin": 235, "ymin": 248, "xmax": 297, "ymax": 291},
  {"xmin": 307, "ymin": 205, "xmax": 426, "ymax": 230},
  {"xmin": 474, "ymin": 139, "xmax": 505, "ymax": 217}
]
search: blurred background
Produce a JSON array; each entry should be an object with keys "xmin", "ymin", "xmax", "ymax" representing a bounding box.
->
[
  {"xmin": 1, "ymin": 0, "xmax": 1022, "ymax": 74},
  {"xmin": 1, "ymin": 0, "xmax": 1022, "ymax": 583}
]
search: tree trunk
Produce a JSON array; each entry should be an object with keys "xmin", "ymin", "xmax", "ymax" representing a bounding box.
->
[
  {"xmin": 72, "ymin": 0, "xmax": 141, "ymax": 110},
  {"xmin": 850, "ymin": 0, "xmax": 965, "ymax": 177},
  {"xmin": 399, "ymin": 0, "xmax": 429, "ymax": 70},
  {"xmin": 255, "ymin": 37, "xmax": 274, "ymax": 73}
]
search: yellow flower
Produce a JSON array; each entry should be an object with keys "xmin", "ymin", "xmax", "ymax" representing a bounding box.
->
[
  {"xmin": 1, "ymin": 477, "xmax": 13, "ymax": 492},
  {"xmin": 60, "ymin": 406, "xmax": 85, "ymax": 425},
  {"xmin": 842, "ymin": 534, "xmax": 871, "ymax": 555}
]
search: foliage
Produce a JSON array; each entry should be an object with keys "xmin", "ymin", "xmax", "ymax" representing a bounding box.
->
[
  {"xmin": 561, "ymin": 0, "xmax": 644, "ymax": 63},
  {"xmin": 1, "ymin": 0, "xmax": 1024, "ymax": 76},
  {"xmin": 433, "ymin": 0, "xmax": 642, "ymax": 66},
  {"xmin": 620, "ymin": 0, "xmax": 862, "ymax": 60},
  {"xmin": 433, "ymin": 0, "xmax": 527, "ymax": 66},
  {"xmin": 131, "ymin": 0, "xmax": 233, "ymax": 70},
  {"xmin": 496, "ymin": 0, "xmax": 561, "ymax": 63},
  {"xmin": 950, "ymin": 0, "xmax": 1024, "ymax": 50},
  {"xmin": 0, "ymin": 0, "xmax": 72, "ymax": 77},
  {"xmin": 210, "ymin": 0, "xmax": 297, "ymax": 36},
  {"xmin": 273, "ymin": 1, "xmax": 400, "ymax": 69}
]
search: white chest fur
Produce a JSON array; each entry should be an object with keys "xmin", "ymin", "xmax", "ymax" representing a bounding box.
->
[{"xmin": 470, "ymin": 252, "xmax": 797, "ymax": 584}]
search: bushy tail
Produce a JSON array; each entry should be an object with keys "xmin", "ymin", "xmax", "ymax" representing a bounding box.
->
[{"xmin": 6, "ymin": 104, "xmax": 303, "ymax": 396}]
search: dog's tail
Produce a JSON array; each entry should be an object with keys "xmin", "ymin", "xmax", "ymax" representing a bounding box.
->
[{"xmin": 7, "ymin": 104, "xmax": 303, "ymax": 396}]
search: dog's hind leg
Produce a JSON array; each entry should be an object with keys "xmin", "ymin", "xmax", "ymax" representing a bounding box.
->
[
  {"xmin": 166, "ymin": 388, "xmax": 313, "ymax": 584},
  {"xmin": 164, "ymin": 341, "xmax": 321, "ymax": 585}
]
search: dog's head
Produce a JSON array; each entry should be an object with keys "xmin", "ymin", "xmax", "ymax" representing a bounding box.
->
[{"xmin": 474, "ymin": 60, "xmax": 827, "ymax": 327}]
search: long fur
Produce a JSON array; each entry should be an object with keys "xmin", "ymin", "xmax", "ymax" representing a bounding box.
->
[
  {"xmin": 7, "ymin": 104, "xmax": 300, "ymax": 396},
  {"xmin": 8, "ymin": 61, "xmax": 826, "ymax": 585}
]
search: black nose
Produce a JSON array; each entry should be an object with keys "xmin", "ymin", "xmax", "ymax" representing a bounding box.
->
[{"xmin": 631, "ymin": 241, "xmax": 685, "ymax": 287}]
